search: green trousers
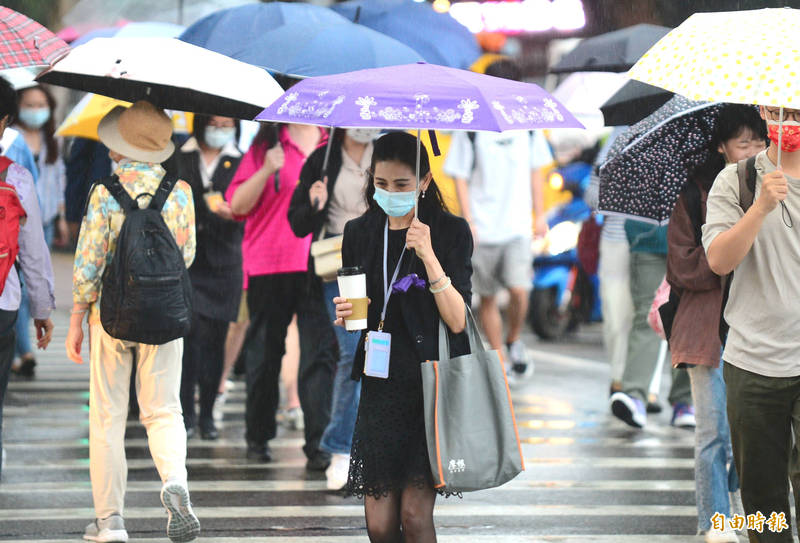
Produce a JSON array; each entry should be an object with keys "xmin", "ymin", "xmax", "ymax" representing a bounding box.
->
[
  {"xmin": 725, "ymin": 362, "xmax": 800, "ymax": 543},
  {"xmin": 621, "ymin": 252, "xmax": 692, "ymax": 405}
]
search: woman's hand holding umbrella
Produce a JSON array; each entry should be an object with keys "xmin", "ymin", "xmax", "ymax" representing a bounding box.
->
[
  {"xmin": 262, "ymin": 144, "xmax": 285, "ymax": 182},
  {"xmin": 309, "ymin": 176, "xmax": 328, "ymax": 212},
  {"xmin": 406, "ymin": 218, "xmax": 434, "ymax": 263}
]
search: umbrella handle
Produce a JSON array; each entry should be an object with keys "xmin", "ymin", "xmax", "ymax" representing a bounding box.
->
[{"xmin": 415, "ymin": 129, "xmax": 421, "ymax": 220}]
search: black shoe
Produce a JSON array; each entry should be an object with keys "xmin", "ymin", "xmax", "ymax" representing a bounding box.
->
[
  {"xmin": 246, "ymin": 442, "xmax": 272, "ymax": 462},
  {"xmin": 10, "ymin": 356, "xmax": 35, "ymax": 379},
  {"xmin": 186, "ymin": 426, "xmax": 196, "ymax": 439},
  {"xmin": 306, "ymin": 453, "xmax": 331, "ymax": 472},
  {"xmin": 199, "ymin": 418, "xmax": 218, "ymax": 441},
  {"xmin": 646, "ymin": 394, "xmax": 663, "ymax": 414}
]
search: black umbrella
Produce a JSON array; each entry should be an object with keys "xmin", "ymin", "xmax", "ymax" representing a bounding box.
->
[
  {"xmin": 600, "ymin": 80, "xmax": 673, "ymax": 126},
  {"xmin": 551, "ymin": 24, "xmax": 671, "ymax": 74}
]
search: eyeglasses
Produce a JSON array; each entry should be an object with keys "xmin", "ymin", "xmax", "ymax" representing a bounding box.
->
[{"xmin": 765, "ymin": 108, "xmax": 800, "ymax": 122}]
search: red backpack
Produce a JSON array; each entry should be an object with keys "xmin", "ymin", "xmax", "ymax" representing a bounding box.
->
[{"xmin": 0, "ymin": 156, "xmax": 26, "ymax": 296}]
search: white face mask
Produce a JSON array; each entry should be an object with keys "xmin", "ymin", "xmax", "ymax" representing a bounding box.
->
[{"xmin": 346, "ymin": 128, "xmax": 381, "ymax": 144}]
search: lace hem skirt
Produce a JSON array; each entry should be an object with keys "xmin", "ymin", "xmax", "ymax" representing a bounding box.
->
[{"xmin": 343, "ymin": 373, "xmax": 457, "ymax": 499}]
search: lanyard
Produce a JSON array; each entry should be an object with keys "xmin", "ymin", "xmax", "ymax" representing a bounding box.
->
[{"xmin": 380, "ymin": 219, "xmax": 406, "ymax": 331}]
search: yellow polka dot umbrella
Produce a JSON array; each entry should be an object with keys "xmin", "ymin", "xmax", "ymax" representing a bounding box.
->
[
  {"xmin": 628, "ymin": 8, "xmax": 800, "ymax": 109},
  {"xmin": 627, "ymin": 7, "xmax": 800, "ymax": 165}
]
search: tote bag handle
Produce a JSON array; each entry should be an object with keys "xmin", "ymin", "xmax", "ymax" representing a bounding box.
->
[{"xmin": 438, "ymin": 305, "xmax": 486, "ymax": 361}]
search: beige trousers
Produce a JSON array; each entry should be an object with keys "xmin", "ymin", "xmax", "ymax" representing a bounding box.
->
[{"xmin": 89, "ymin": 324, "xmax": 187, "ymax": 519}]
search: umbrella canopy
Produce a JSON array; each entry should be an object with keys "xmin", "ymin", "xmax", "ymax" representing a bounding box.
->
[
  {"xmin": 628, "ymin": 8, "xmax": 800, "ymax": 108},
  {"xmin": 0, "ymin": 7, "xmax": 69, "ymax": 71},
  {"xmin": 256, "ymin": 62, "xmax": 583, "ymax": 132},
  {"xmin": 551, "ymin": 24, "xmax": 671, "ymax": 74},
  {"xmin": 331, "ymin": 0, "xmax": 480, "ymax": 70},
  {"xmin": 63, "ymin": 0, "xmax": 253, "ymax": 29},
  {"xmin": 180, "ymin": 3, "xmax": 423, "ymax": 78},
  {"xmin": 598, "ymin": 96, "xmax": 723, "ymax": 225},
  {"xmin": 57, "ymin": 93, "xmax": 193, "ymax": 140},
  {"xmin": 600, "ymin": 80, "xmax": 673, "ymax": 126},
  {"xmin": 37, "ymin": 37, "xmax": 284, "ymax": 120},
  {"xmin": 551, "ymin": 71, "xmax": 627, "ymax": 130},
  {"xmin": 71, "ymin": 21, "xmax": 185, "ymax": 48}
]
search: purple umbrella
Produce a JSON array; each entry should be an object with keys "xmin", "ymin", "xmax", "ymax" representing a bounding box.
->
[
  {"xmin": 257, "ymin": 62, "xmax": 582, "ymax": 213},
  {"xmin": 257, "ymin": 62, "xmax": 582, "ymax": 133},
  {"xmin": 257, "ymin": 62, "xmax": 582, "ymax": 289}
]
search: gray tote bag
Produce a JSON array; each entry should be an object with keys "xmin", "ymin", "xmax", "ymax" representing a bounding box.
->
[{"xmin": 421, "ymin": 307, "xmax": 525, "ymax": 493}]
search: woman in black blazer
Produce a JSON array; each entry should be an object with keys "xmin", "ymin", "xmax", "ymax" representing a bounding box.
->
[
  {"xmin": 334, "ymin": 132, "xmax": 473, "ymax": 542},
  {"xmin": 177, "ymin": 114, "xmax": 243, "ymax": 440}
]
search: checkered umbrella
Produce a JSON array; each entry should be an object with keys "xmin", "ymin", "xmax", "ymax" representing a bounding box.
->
[{"xmin": 0, "ymin": 7, "xmax": 69, "ymax": 70}]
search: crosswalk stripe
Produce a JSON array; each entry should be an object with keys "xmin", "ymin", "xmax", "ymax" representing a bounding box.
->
[{"xmin": 0, "ymin": 504, "xmax": 700, "ymax": 521}]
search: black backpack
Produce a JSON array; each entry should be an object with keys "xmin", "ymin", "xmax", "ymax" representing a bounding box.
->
[
  {"xmin": 659, "ymin": 156, "xmax": 756, "ymax": 345},
  {"xmin": 99, "ymin": 174, "xmax": 193, "ymax": 345}
]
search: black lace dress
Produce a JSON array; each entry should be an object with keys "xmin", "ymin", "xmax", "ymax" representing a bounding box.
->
[{"xmin": 344, "ymin": 227, "xmax": 440, "ymax": 498}]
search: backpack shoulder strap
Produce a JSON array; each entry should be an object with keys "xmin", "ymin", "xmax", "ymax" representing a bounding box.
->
[
  {"xmin": 682, "ymin": 181, "xmax": 703, "ymax": 246},
  {"xmin": 0, "ymin": 156, "xmax": 12, "ymax": 182},
  {"xmin": 736, "ymin": 156, "xmax": 757, "ymax": 213},
  {"xmin": 148, "ymin": 173, "xmax": 179, "ymax": 212},
  {"xmin": 100, "ymin": 175, "xmax": 138, "ymax": 213}
]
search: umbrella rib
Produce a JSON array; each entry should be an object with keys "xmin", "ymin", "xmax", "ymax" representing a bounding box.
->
[{"xmin": 604, "ymin": 101, "xmax": 722, "ymax": 168}]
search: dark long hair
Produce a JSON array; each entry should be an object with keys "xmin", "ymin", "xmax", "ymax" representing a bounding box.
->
[
  {"xmin": 364, "ymin": 131, "xmax": 447, "ymax": 219},
  {"xmin": 692, "ymin": 104, "xmax": 767, "ymax": 192},
  {"xmin": 16, "ymin": 85, "xmax": 58, "ymax": 164},
  {"xmin": 192, "ymin": 114, "xmax": 241, "ymax": 149}
]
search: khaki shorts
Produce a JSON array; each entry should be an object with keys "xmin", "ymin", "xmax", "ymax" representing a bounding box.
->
[{"xmin": 472, "ymin": 237, "xmax": 533, "ymax": 297}]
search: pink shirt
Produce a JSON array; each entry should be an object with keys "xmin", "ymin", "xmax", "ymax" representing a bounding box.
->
[{"xmin": 226, "ymin": 126, "xmax": 327, "ymax": 285}]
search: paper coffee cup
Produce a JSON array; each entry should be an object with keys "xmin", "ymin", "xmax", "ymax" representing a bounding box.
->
[{"xmin": 337, "ymin": 266, "xmax": 367, "ymax": 331}]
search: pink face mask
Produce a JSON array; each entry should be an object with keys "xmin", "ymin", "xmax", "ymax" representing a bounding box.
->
[{"xmin": 767, "ymin": 120, "xmax": 800, "ymax": 153}]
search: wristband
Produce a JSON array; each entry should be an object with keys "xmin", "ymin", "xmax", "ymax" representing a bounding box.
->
[{"xmin": 429, "ymin": 277, "xmax": 451, "ymax": 294}]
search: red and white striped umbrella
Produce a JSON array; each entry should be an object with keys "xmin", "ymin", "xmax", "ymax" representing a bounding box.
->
[{"xmin": 0, "ymin": 7, "xmax": 69, "ymax": 71}]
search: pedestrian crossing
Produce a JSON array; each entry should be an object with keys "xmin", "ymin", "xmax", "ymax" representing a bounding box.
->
[{"xmin": 0, "ymin": 308, "xmax": 712, "ymax": 542}]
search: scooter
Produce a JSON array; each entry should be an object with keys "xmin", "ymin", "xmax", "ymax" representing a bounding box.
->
[{"xmin": 529, "ymin": 161, "xmax": 602, "ymax": 340}]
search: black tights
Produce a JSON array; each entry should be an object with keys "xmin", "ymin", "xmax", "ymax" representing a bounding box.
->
[{"xmin": 365, "ymin": 485, "xmax": 437, "ymax": 543}]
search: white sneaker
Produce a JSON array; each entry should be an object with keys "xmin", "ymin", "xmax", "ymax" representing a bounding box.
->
[
  {"xmin": 212, "ymin": 392, "xmax": 226, "ymax": 422},
  {"xmin": 705, "ymin": 527, "xmax": 739, "ymax": 542},
  {"xmin": 83, "ymin": 514, "xmax": 128, "ymax": 542},
  {"xmin": 224, "ymin": 379, "xmax": 235, "ymax": 392},
  {"xmin": 160, "ymin": 480, "xmax": 200, "ymax": 542},
  {"xmin": 280, "ymin": 407, "xmax": 304, "ymax": 431},
  {"xmin": 508, "ymin": 340, "xmax": 534, "ymax": 380},
  {"xmin": 325, "ymin": 453, "xmax": 350, "ymax": 491}
]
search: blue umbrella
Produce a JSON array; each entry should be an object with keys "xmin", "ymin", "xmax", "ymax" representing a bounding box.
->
[
  {"xmin": 331, "ymin": 0, "xmax": 480, "ymax": 70},
  {"xmin": 71, "ymin": 21, "xmax": 185, "ymax": 47},
  {"xmin": 179, "ymin": 2, "xmax": 423, "ymax": 77}
]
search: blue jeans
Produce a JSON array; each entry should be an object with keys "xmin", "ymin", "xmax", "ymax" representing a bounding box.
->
[
  {"xmin": 42, "ymin": 220, "xmax": 55, "ymax": 249},
  {"xmin": 14, "ymin": 283, "xmax": 31, "ymax": 357},
  {"xmin": 319, "ymin": 280, "xmax": 361, "ymax": 455},
  {"xmin": 687, "ymin": 363, "xmax": 739, "ymax": 533}
]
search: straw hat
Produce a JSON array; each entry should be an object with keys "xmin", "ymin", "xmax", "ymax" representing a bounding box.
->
[{"xmin": 97, "ymin": 100, "xmax": 174, "ymax": 163}]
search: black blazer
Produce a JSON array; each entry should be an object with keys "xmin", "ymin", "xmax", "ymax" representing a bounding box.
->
[
  {"xmin": 288, "ymin": 137, "xmax": 345, "ymax": 241},
  {"xmin": 342, "ymin": 207, "xmax": 474, "ymax": 380},
  {"xmin": 177, "ymin": 142, "xmax": 243, "ymax": 321}
]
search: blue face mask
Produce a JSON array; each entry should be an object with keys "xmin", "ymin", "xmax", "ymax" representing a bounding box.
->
[
  {"xmin": 373, "ymin": 187, "xmax": 417, "ymax": 217},
  {"xmin": 204, "ymin": 126, "xmax": 236, "ymax": 149},
  {"xmin": 18, "ymin": 107, "xmax": 50, "ymax": 129}
]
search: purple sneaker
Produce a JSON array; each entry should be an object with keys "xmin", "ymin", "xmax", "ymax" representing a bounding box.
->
[
  {"xmin": 671, "ymin": 403, "xmax": 696, "ymax": 428},
  {"xmin": 610, "ymin": 392, "xmax": 646, "ymax": 428}
]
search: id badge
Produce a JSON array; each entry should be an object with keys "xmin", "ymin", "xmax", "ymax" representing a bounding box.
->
[{"xmin": 364, "ymin": 331, "xmax": 391, "ymax": 379}]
